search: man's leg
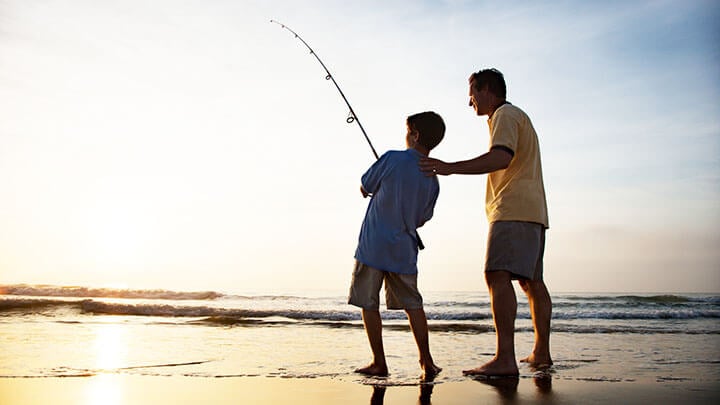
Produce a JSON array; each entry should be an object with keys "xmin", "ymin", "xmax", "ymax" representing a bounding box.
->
[
  {"xmin": 463, "ymin": 270, "xmax": 519, "ymax": 376},
  {"xmin": 519, "ymin": 279, "xmax": 553, "ymax": 367},
  {"xmin": 405, "ymin": 308, "xmax": 441, "ymax": 378},
  {"xmin": 356, "ymin": 308, "xmax": 389, "ymax": 376}
]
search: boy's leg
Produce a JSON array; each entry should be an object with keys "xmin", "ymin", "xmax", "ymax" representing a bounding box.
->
[
  {"xmin": 385, "ymin": 272, "xmax": 441, "ymax": 378},
  {"xmin": 356, "ymin": 309, "xmax": 388, "ymax": 376},
  {"xmin": 405, "ymin": 308, "xmax": 441, "ymax": 378},
  {"xmin": 348, "ymin": 261, "xmax": 389, "ymax": 376}
]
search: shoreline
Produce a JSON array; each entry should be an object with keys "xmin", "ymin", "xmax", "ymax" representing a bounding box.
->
[
  {"xmin": 2, "ymin": 289, "xmax": 718, "ymax": 404},
  {"xmin": 1, "ymin": 374, "xmax": 718, "ymax": 404}
]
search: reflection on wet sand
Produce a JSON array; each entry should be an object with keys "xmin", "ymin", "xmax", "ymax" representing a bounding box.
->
[
  {"xmin": 366, "ymin": 371, "xmax": 553, "ymax": 404},
  {"xmin": 470, "ymin": 373, "xmax": 554, "ymax": 403},
  {"xmin": 419, "ymin": 383, "xmax": 434, "ymax": 405},
  {"xmin": 473, "ymin": 376, "xmax": 520, "ymax": 402},
  {"xmin": 368, "ymin": 381, "xmax": 436, "ymax": 405},
  {"xmin": 370, "ymin": 386, "xmax": 386, "ymax": 405},
  {"xmin": 533, "ymin": 373, "xmax": 553, "ymax": 396}
]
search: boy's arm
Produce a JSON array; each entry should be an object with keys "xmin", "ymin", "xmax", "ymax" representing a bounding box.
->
[
  {"xmin": 360, "ymin": 152, "xmax": 389, "ymax": 196},
  {"xmin": 418, "ymin": 181, "xmax": 440, "ymax": 227}
]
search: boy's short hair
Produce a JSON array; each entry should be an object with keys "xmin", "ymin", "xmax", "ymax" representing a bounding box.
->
[
  {"xmin": 470, "ymin": 68, "xmax": 507, "ymax": 99},
  {"xmin": 407, "ymin": 111, "xmax": 445, "ymax": 151}
]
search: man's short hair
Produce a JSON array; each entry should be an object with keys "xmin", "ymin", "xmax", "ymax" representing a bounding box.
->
[
  {"xmin": 407, "ymin": 111, "xmax": 445, "ymax": 151},
  {"xmin": 470, "ymin": 68, "xmax": 506, "ymax": 99}
]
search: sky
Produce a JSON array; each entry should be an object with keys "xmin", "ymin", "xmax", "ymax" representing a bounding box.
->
[{"xmin": 1, "ymin": 0, "xmax": 718, "ymax": 294}]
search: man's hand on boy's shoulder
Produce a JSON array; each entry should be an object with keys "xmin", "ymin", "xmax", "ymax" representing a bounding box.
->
[
  {"xmin": 361, "ymin": 186, "xmax": 371, "ymax": 198},
  {"xmin": 419, "ymin": 157, "xmax": 450, "ymax": 176}
]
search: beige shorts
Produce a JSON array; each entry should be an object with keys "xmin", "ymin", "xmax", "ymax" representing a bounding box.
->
[
  {"xmin": 348, "ymin": 261, "xmax": 423, "ymax": 310},
  {"xmin": 485, "ymin": 221, "xmax": 546, "ymax": 281}
]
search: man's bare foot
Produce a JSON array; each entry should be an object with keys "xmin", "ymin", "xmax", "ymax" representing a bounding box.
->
[
  {"xmin": 421, "ymin": 363, "xmax": 442, "ymax": 380},
  {"xmin": 520, "ymin": 354, "xmax": 553, "ymax": 369},
  {"xmin": 463, "ymin": 357, "xmax": 519, "ymax": 377},
  {"xmin": 355, "ymin": 363, "xmax": 388, "ymax": 377}
]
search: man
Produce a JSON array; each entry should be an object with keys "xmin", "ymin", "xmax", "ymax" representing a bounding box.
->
[
  {"xmin": 419, "ymin": 69, "xmax": 552, "ymax": 377},
  {"xmin": 349, "ymin": 111, "xmax": 445, "ymax": 379}
]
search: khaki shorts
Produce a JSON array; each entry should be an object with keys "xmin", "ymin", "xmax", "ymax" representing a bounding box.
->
[
  {"xmin": 348, "ymin": 261, "xmax": 423, "ymax": 310},
  {"xmin": 485, "ymin": 221, "xmax": 546, "ymax": 281}
]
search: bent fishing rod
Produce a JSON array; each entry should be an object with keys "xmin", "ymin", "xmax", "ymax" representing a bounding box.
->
[
  {"xmin": 270, "ymin": 19, "xmax": 379, "ymax": 160},
  {"xmin": 270, "ymin": 19, "xmax": 425, "ymax": 250}
]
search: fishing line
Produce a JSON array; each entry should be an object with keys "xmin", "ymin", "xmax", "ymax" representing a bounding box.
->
[{"xmin": 270, "ymin": 19, "xmax": 425, "ymax": 250}]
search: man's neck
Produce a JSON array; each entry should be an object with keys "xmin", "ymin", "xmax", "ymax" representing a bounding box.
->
[{"xmin": 488, "ymin": 99, "xmax": 509, "ymax": 119}]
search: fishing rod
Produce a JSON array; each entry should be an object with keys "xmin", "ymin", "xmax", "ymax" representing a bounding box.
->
[
  {"xmin": 270, "ymin": 19, "xmax": 425, "ymax": 250},
  {"xmin": 270, "ymin": 19, "xmax": 379, "ymax": 160}
]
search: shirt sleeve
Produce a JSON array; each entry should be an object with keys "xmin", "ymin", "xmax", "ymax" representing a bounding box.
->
[
  {"xmin": 361, "ymin": 152, "xmax": 390, "ymax": 194},
  {"xmin": 490, "ymin": 108, "xmax": 519, "ymax": 154}
]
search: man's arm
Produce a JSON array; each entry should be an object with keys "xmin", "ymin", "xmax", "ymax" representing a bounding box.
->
[{"xmin": 418, "ymin": 147, "xmax": 513, "ymax": 176}]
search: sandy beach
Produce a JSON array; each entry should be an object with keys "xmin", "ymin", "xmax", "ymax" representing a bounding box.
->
[
  {"xmin": 2, "ymin": 288, "xmax": 719, "ymax": 404},
  {"xmin": 2, "ymin": 374, "xmax": 719, "ymax": 404}
]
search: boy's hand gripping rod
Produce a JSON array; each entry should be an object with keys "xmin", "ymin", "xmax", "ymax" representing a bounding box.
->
[{"xmin": 271, "ymin": 19, "xmax": 425, "ymax": 250}]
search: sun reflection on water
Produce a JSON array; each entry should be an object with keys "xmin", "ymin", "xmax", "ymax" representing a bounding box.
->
[
  {"xmin": 85, "ymin": 323, "xmax": 127, "ymax": 405},
  {"xmin": 85, "ymin": 374, "xmax": 122, "ymax": 405},
  {"xmin": 93, "ymin": 323, "xmax": 127, "ymax": 370}
]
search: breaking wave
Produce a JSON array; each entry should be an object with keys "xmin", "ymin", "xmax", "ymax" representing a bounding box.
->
[{"xmin": 0, "ymin": 284, "xmax": 223, "ymax": 300}]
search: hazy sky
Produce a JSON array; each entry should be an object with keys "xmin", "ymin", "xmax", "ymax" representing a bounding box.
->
[{"xmin": 1, "ymin": 0, "xmax": 718, "ymax": 294}]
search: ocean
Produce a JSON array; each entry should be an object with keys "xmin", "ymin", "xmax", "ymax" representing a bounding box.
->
[{"xmin": 1, "ymin": 284, "xmax": 719, "ymax": 388}]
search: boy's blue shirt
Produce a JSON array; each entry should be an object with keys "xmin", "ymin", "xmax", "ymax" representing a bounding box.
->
[{"xmin": 354, "ymin": 148, "xmax": 440, "ymax": 274}]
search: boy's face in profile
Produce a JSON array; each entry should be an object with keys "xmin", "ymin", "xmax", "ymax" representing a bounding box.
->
[{"xmin": 406, "ymin": 123, "xmax": 419, "ymax": 149}]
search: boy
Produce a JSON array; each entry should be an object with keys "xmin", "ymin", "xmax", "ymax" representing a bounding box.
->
[{"xmin": 348, "ymin": 111, "xmax": 445, "ymax": 378}]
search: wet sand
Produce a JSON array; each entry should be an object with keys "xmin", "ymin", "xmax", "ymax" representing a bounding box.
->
[{"xmin": 1, "ymin": 374, "xmax": 718, "ymax": 404}]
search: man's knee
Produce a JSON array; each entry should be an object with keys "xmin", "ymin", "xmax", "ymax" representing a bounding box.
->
[
  {"xmin": 404, "ymin": 307, "xmax": 424, "ymax": 315},
  {"xmin": 520, "ymin": 279, "xmax": 548, "ymax": 298},
  {"xmin": 362, "ymin": 308, "xmax": 381, "ymax": 316},
  {"xmin": 485, "ymin": 270, "xmax": 512, "ymax": 287}
]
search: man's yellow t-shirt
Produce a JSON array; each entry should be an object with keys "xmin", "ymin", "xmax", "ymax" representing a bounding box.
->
[{"xmin": 486, "ymin": 103, "xmax": 549, "ymax": 228}]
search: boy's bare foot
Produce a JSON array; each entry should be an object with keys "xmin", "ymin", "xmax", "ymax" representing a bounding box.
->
[
  {"xmin": 421, "ymin": 363, "xmax": 442, "ymax": 380},
  {"xmin": 355, "ymin": 363, "xmax": 389, "ymax": 377},
  {"xmin": 520, "ymin": 354, "xmax": 553, "ymax": 369},
  {"xmin": 462, "ymin": 357, "xmax": 519, "ymax": 377}
]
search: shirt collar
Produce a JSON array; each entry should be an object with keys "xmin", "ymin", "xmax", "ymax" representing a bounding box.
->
[
  {"xmin": 488, "ymin": 101, "xmax": 511, "ymax": 121},
  {"xmin": 407, "ymin": 148, "xmax": 423, "ymax": 157}
]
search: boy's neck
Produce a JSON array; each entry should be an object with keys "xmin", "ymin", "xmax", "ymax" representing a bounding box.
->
[{"xmin": 411, "ymin": 145, "xmax": 430, "ymax": 156}]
